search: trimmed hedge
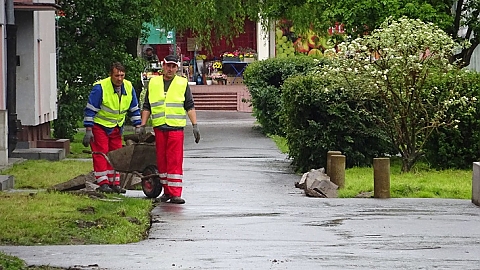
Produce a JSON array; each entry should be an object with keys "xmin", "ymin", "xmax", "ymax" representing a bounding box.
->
[
  {"xmin": 243, "ymin": 56, "xmax": 324, "ymax": 136},
  {"xmin": 282, "ymin": 75, "xmax": 395, "ymax": 172},
  {"xmin": 243, "ymin": 56, "xmax": 480, "ymax": 172}
]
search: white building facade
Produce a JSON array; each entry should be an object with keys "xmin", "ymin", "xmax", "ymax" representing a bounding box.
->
[{"xmin": 0, "ymin": 0, "xmax": 58, "ymax": 164}]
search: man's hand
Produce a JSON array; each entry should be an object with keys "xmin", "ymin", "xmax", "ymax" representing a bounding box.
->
[
  {"xmin": 82, "ymin": 129, "xmax": 94, "ymax": 147},
  {"xmin": 135, "ymin": 126, "xmax": 146, "ymax": 136},
  {"xmin": 192, "ymin": 124, "xmax": 200, "ymax": 143}
]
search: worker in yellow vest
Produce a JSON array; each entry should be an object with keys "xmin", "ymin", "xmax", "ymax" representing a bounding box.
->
[
  {"xmin": 140, "ymin": 55, "xmax": 200, "ymax": 204},
  {"xmin": 83, "ymin": 62, "xmax": 143, "ymax": 193}
]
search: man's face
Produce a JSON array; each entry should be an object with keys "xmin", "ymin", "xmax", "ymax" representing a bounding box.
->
[
  {"xmin": 110, "ymin": 68, "xmax": 125, "ymax": 87},
  {"xmin": 162, "ymin": 63, "xmax": 178, "ymax": 80}
]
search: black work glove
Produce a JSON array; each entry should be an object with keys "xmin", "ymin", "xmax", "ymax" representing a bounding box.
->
[
  {"xmin": 192, "ymin": 124, "xmax": 200, "ymax": 143},
  {"xmin": 82, "ymin": 129, "xmax": 94, "ymax": 147},
  {"xmin": 135, "ymin": 126, "xmax": 146, "ymax": 136}
]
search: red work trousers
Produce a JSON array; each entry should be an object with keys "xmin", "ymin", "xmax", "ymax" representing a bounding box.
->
[
  {"xmin": 91, "ymin": 124, "xmax": 122, "ymax": 186},
  {"xmin": 154, "ymin": 128, "xmax": 184, "ymax": 197}
]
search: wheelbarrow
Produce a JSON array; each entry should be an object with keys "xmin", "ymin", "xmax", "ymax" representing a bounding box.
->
[{"xmin": 93, "ymin": 137, "xmax": 162, "ymax": 198}]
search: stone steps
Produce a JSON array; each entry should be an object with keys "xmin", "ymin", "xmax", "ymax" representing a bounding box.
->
[{"xmin": 193, "ymin": 92, "xmax": 238, "ymax": 111}]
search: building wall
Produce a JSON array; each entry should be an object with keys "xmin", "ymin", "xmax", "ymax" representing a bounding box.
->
[
  {"xmin": 34, "ymin": 10, "xmax": 57, "ymax": 124},
  {"xmin": 0, "ymin": 0, "xmax": 7, "ymax": 164},
  {"xmin": 467, "ymin": 46, "xmax": 480, "ymax": 72},
  {"xmin": 14, "ymin": 0, "xmax": 56, "ymax": 5},
  {"xmin": 153, "ymin": 19, "xmax": 258, "ymax": 61},
  {"xmin": 15, "ymin": 9, "xmax": 57, "ymax": 126},
  {"xmin": 0, "ymin": 27, "xmax": 4, "ymax": 111},
  {"xmin": 256, "ymin": 21, "xmax": 277, "ymax": 60},
  {"xmin": 0, "ymin": 0, "xmax": 5, "ymax": 110}
]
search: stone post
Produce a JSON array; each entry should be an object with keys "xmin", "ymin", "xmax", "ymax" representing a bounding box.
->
[
  {"xmin": 327, "ymin": 151, "xmax": 342, "ymax": 176},
  {"xmin": 330, "ymin": 155, "xmax": 345, "ymax": 188},
  {"xmin": 373, "ymin": 157, "xmax": 390, "ymax": 198},
  {"xmin": 0, "ymin": 110, "xmax": 8, "ymax": 166},
  {"xmin": 472, "ymin": 162, "xmax": 480, "ymax": 206}
]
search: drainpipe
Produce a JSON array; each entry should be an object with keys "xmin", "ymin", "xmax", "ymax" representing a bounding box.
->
[{"xmin": 5, "ymin": 0, "xmax": 22, "ymax": 154}]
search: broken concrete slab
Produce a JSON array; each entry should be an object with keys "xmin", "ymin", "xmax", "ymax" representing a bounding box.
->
[
  {"xmin": 49, "ymin": 170, "xmax": 141, "ymax": 194},
  {"xmin": 49, "ymin": 172, "xmax": 95, "ymax": 192},
  {"xmin": 0, "ymin": 175, "xmax": 14, "ymax": 191},
  {"xmin": 308, "ymin": 178, "xmax": 338, "ymax": 198},
  {"xmin": 295, "ymin": 168, "xmax": 338, "ymax": 198}
]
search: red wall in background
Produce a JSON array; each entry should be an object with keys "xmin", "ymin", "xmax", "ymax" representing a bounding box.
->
[{"xmin": 154, "ymin": 19, "xmax": 257, "ymax": 61}]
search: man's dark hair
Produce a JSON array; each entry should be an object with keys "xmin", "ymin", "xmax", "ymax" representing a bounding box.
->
[{"xmin": 110, "ymin": 62, "xmax": 126, "ymax": 73}]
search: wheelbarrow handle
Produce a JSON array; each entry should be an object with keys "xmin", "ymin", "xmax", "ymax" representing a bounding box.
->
[
  {"xmin": 134, "ymin": 171, "xmax": 162, "ymax": 180},
  {"xmin": 84, "ymin": 150, "xmax": 160, "ymax": 180},
  {"xmin": 88, "ymin": 151, "xmax": 114, "ymax": 167}
]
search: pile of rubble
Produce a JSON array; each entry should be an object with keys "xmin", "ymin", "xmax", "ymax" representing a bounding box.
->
[
  {"xmin": 295, "ymin": 168, "xmax": 338, "ymax": 198},
  {"xmin": 48, "ymin": 171, "xmax": 142, "ymax": 198}
]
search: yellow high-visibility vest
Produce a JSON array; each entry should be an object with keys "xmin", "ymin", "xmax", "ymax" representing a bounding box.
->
[
  {"xmin": 93, "ymin": 77, "xmax": 133, "ymax": 128},
  {"xmin": 148, "ymin": 75, "xmax": 187, "ymax": 127}
]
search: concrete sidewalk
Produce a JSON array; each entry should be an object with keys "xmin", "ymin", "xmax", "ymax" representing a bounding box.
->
[{"xmin": 1, "ymin": 111, "xmax": 480, "ymax": 270}]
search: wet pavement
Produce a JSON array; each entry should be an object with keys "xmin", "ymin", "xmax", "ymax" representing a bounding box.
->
[{"xmin": 1, "ymin": 111, "xmax": 480, "ymax": 269}]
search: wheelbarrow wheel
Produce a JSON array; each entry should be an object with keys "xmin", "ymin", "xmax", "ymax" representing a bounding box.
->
[{"xmin": 142, "ymin": 165, "xmax": 162, "ymax": 198}]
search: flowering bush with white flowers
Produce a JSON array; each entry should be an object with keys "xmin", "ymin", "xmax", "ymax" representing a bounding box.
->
[{"xmin": 318, "ymin": 17, "xmax": 477, "ymax": 172}]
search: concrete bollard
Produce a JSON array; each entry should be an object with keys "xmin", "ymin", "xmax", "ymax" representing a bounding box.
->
[
  {"xmin": 373, "ymin": 158, "xmax": 390, "ymax": 198},
  {"xmin": 327, "ymin": 151, "xmax": 342, "ymax": 176},
  {"xmin": 330, "ymin": 155, "xmax": 346, "ymax": 188},
  {"xmin": 472, "ymin": 162, "xmax": 480, "ymax": 206}
]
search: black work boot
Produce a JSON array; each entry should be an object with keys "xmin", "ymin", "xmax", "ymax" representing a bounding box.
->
[
  {"xmin": 169, "ymin": 196, "xmax": 185, "ymax": 204},
  {"xmin": 111, "ymin": 185, "xmax": 126, "ymax": 194},
  {"xmin": 97, "ymin": 184, "xmax": 114, "ymax": 193},
  {"xmin": 159, "ymin": 194, "xmax": 172, "ymax": 202}
]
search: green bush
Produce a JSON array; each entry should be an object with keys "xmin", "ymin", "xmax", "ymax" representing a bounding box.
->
[
  {"xmin": 243, "ymin": 56, "xmax": 324, "ymax": 135},
  {"xmin": 424, "ymin": 70, "xmax": 480, "ymax": 169},
  {"xmin": 282, "ymin": 75, "xmax": 395, "ymax": 172}
]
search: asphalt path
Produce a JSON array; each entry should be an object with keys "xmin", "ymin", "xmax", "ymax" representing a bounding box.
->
[{"xmin": 1, "ymin": 111, "xmax": 480, "ymax": 269}]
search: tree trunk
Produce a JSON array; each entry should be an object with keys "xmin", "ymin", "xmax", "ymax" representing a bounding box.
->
[
  {"xmin": 452, "ymin": 42, "xmax": 479, "ymax": 68},
  {"xmin": 401, "ymin": 158, "xmax": 410, "ymax": 173}
]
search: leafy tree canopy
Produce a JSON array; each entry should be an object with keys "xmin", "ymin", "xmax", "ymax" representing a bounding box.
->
[
  {"xmin": 149, "ymin": 0, "xmax": 262, "ymax": 50},
  {"xmin": 54, "ymin": 0, "xmax": 156, "ymax": 140},
  {"xmin": 155, "ymin": 0, "xmax": 480, "ymax": 67},
  {"xmin": 254, "ymin": 0, "xmax": 477, "ymax": 66}
]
